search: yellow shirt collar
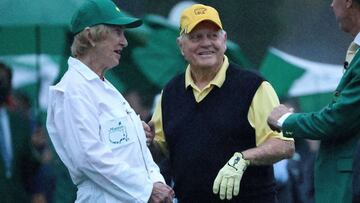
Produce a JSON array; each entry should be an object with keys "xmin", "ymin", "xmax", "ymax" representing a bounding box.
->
[{"xmin": 185, "ymin": 55, "xmax": 229, "ymax": 90}]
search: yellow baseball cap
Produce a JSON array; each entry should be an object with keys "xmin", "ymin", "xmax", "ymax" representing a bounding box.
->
[{"xmin": 179, "ymin": 4, "xmax": 223, "ymax": 34}]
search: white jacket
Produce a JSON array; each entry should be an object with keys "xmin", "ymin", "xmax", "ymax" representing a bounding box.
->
[{"xmin": 46, "ymin": 57, "xmax": 165, "ymax": 203}]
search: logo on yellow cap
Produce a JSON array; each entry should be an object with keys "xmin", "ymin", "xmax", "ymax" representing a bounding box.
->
[
  {"xmin": 194, "ymin": 8, "xmax": 207, "ymax": 15},
  {"xmin": 179, "ymin": 4, "xmax": 223, "ymax": 34}
]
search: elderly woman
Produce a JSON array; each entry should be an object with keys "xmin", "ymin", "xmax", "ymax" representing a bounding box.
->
[{"xmin": 46, "ymin": 0, "xmax": 174, "ymax": 202}]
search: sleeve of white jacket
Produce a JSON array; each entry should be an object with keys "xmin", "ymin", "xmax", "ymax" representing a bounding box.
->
[
  {"xmin": 55, "ymin": 92, "xmax": 154, "ymax": 202},
  {"xmin": 147, "ymin": 152, "xmax": 165, "ymax": 183},
  {"xmin": 142, "ymin": 135, "xmax": 166, "ymax": 184}
]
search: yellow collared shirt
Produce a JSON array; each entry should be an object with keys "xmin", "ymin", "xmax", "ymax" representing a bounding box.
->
[{"xmin": 151, "ymin": 56, "xmax": 292, "ymax": 156}]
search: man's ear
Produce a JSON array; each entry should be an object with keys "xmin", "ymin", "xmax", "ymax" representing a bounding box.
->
[{"xmin": 176, "ymin": 37, "xmax": 185, "ymax": 56}]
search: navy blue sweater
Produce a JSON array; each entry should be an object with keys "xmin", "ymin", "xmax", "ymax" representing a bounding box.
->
[{"xmin": 162, "ymin": 63, "xmax": 276, "ymax": 202}]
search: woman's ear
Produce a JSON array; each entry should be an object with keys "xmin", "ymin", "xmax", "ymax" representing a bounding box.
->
[{"xmin": 84, "ymin": 27, "xmax": 96, "ymax": 47}]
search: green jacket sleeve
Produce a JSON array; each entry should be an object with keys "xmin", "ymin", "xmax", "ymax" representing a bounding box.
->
[{"xmin": 282, "ymin": 69, "xmax": 360, "ymax": 141}]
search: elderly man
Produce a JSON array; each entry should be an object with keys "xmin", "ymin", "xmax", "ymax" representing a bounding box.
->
[
  {"xmin": 267, "ymin": 0, "xmax": 360, "ymax": 202},
  {"xmin": 147, "ymin": 4, "xmax": 294, "ymax": 203}
]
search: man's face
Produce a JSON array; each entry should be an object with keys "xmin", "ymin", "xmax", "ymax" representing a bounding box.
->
[
  {"xmin": 178, "ymin": 21, "xmax": 227, "ymax": 70},
  {"xmin": 331, "ymin": 0, "xmax": 351, "ymax": 32}
]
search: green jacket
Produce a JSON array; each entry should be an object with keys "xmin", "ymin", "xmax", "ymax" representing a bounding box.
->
[
  {"xmin": 0, "ymin": 110, "xmax": 39, "ymax": 203},
  {"xmin": 282, "ymin": 51, "xmax": 360, "ymax": 203}
]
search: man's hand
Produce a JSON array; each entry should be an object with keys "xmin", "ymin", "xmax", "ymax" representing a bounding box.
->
[
  {"xmin": 267, "ymin": 104, "xmax": 293, "ymax": 132},
  {"xmin": 148, "ymin": 182, "xmax": 175, "ymax": 203},
  {"xmin": 142, "ymin": 121, "xmax": 155, "ymax": 146},
  {"xmin": 213, "ymin": 152, "xmax": 250, "ymax": 200}
]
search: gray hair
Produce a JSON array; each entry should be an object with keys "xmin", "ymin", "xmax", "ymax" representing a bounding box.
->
[{"xmin": 70, "ymin": 24, "xmax": 112, "ymax": 57}]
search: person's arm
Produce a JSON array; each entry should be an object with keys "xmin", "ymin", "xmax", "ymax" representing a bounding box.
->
[
  {"xmin": 52, "ymin": 89, "xmax": 154, "ymax": 202},
  {"xmin": 147, "ymin": 95, "xmax": 170, "ymax": 159},
  {"xmin": 140, "ymin": 121, "xmax": 174, "ymax": 199},
  {"xmin": 213, "ymin": 82, "xmax": 294, "ymax": 200},
  {"xmin": 267, "ymin": 105, "xmax": 293, "ymax": 132},
  {"xmin": 244, "ymin": 81, "xmax": 295, "ymax": 165},
  {"xmin": 241, "ymin": 137, "xmax": 294, "ymax": 165},
  {"xmin": 212, "ymin": 137, "xmax": 294, "ymax": 200},
  {"xmin": 278, "ymin": 73, "xmax": 360, "ymax": 140}
]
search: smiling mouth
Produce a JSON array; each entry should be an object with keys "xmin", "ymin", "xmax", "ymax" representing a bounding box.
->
[
  {"xmin": 198, "ymin": 51, "xmax": 215, "ymax": 55},
  {"xmin": 114, "ymin": 50, "xmax": 121, "ymax": 55}
]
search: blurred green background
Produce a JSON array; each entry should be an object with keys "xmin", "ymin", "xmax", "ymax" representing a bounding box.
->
[
  {"xmin": 0, "ymin": 1, "xmax": 353, "ymax": 202},
  {"xmin": 0, "ymin": 0, "xmax": 352, "ymax": 117}
]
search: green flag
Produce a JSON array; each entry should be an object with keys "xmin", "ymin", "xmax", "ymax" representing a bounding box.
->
[{"xmin": 260, "ymin": 48, "xmax": 343, "ymax": 112}]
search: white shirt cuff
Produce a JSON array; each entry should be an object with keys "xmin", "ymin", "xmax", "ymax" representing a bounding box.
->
[{"xmin": 277, "ymin": 113, "xmax": 292, "ymax": 127}]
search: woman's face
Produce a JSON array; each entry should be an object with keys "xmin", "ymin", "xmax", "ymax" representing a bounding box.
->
[{"xmin": 94, "ymin": 26, "xmax": 128, "ymax": 69}]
